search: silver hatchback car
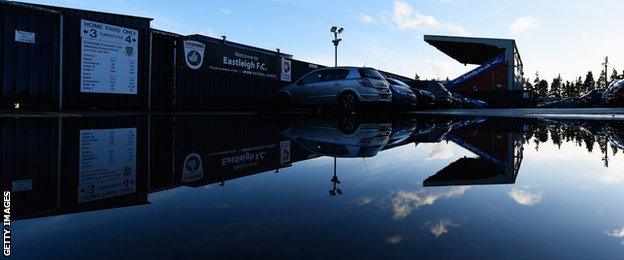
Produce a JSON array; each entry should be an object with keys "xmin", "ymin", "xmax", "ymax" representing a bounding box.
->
[{"xmin": 278, "ymin": 67, "xmax": 392, "ymax": 111}]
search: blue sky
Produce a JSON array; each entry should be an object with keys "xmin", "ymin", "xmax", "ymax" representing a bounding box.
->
[{"xmin": 23, "ymin": 0, "xmax": 624, "ymax": 82}]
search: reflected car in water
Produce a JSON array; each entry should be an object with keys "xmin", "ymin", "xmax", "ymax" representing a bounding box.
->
[
  {"xmin": 279, "ymin": 116, "xmax": 392, "ymax": 158},
  {"xmin": 411, "ymin": 80, "xmax": 454, "ymax": 107},
  {"xmin": 386, "ymin": 118, "xmax": 417, "ymax": 147},
  {"xmin": 604, "ymin": 122, "xmax": 624, "ymax": 150},
  {"xmin": 602, "ymin": 79, "xmax": 624, "ymax": 107},
  {"xmin": 278, "ymin": 67, "xmax": 391, "ymax": 111},
  {"xmin": 386, "ymin": 78, "xmax": 417, "ymax": 109}
]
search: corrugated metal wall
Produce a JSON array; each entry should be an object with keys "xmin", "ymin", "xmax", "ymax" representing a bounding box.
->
[
  {"xmin": 175, "ymin": 35, "xmax": 283, "ymax": 110},
  {"xmin": 0, "ymin": 3, "xmax": 60, "ymax": 110},
  {"xmin": 150, "ymin": 31, "xmax": 178, "ymax": 111},
  {"xmin": 42, "ymin": 5, "xmax": 152, "ymax": 110},
  {"xmin": 2, "ymin": 3, "xmax": 332, "ymax": 111}
]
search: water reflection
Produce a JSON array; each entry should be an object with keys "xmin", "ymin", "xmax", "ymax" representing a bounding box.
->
[
  {"xmin": 3, "ymin": 114, "xmax": 624, "ymax": 219},
  {"xmin": 3, "ymin": 113, "xmax": 624, "ymax": 258}
]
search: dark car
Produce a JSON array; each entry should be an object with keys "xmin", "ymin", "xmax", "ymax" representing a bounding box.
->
[
  {"xmin": 602, "ymin": 79, "xmax": 624, "ymax": 107},
  {"xmin": 578, "ymin": 89, "xmax": 605, "ymax": 107},
  {"xmin": 386, "ymin": 78, "xmax": 417, "ymax": 109},
  {"xmin": 410, "ymin": 80, "xmax": 454, "ymax": 108},
  {"xmin": 450, "ymin": 93, "xmax": 466, "ymax": 108},
  {"xmin": 469, "ymin": 98, "xmax": 488, "ymax": 108},
  {"xmin": 537, "ymin": 98, "xmax": 582, "ymax": 108},
  {"xmin": 413, "ymin": 89, "xmax": 435, "ymax": 107}
]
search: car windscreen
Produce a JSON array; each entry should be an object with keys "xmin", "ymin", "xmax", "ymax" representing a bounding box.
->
[
  {"xmin": 358, "ymin": 68, "xmax": 384, "ymax": 80},
  {"xmin": 389, "ymin": 78, "xmax": 410, "ymax": 88}
]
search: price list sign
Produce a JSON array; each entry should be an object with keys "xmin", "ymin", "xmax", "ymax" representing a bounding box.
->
[
  {"xmin": 78, "ymin": 128, "xmax": 137, "ymax": 203},
  {"xmin": 80, "ymin": 20, "xmax": 138, "ymax": 94}
]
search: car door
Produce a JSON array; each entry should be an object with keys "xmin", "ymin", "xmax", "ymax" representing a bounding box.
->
[
  {"xmin": 291, "ymin": 71, "xmax": 323, "ymax": 104},
  {"xmin": 315, "ymin": 69, "xmax": 349, "ymax": 103}
]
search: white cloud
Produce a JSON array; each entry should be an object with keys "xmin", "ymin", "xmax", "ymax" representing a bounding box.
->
[
  {"xmin": 386, "ymin": 234, "xmax": 404, "ymax": 244},
  {"xmin": 509, "ymin": 17, "xmax": 543, "ymax": 34},
  {"xmin": 599, "ymin": 170, "xmax": 624, "ymax": 184},
  {"xmin": 426, "ymin": 219, "xmax": 459, "ymax": 237},
  {"xmin": 426, "ymin": 59, "xmax": 455, "ymax": 79},
  {"xmin": 198, "ymin": 28, "xmax": 218, "ymax": 38},
  {"xmin": 426, "ymin": 143, "xmax": 454, "ymax": 160},
  {"xmin": 218, "ymin": 8, "xmax": 231, "ymax": 15},
  {"xmin": 508, "ymin": 187, "xmax": 543, "ymax": 206},
  {"xmin": 605, "ymin": 227, "xmax": 624, "ymax": 245},
  {"xmin": 391, "ymin": 1, "xmax": 470, "ymax": 36},
  {"xmin": 354, "ymin": 12, "xmax": 376, "ymax": 24},
  {"xmin": 391, "ymin": 186, "xmax": 470, "ymax": 219},
  {"xmin": 354, "ymin": 196, "xmax": 375, "ymax": 206}
]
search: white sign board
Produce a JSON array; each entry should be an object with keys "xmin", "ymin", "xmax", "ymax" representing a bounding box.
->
[
  {"xmin": 78, "ymin": 128, "xmax": 137, "ymax": 203},
  {"xmin": 15, "ymin": 30, "xmax": 36, "ymax": 44},
  {"xmin": 12, "ymin": 179, "xmax": 33, "ymax": 192},
  {"xmin": 280, "ymin": 58, "xmax": 291, "ymax": 82},
  {"xmin": 80, "ymin": 20, "xmax": 138, "ymax": 94}
]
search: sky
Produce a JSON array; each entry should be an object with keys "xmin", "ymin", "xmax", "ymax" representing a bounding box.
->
[{"xmin": 22, "ymin": 0, "xmax": 624, "ymax": 82}]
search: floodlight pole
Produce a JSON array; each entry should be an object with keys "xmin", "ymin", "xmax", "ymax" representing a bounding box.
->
[
  {"xmin": 603, "ymin": 56, "xmax": 609, "ymax": 87},
  {"xmin": 331, "ymin": 26, "xmax": 343, "ymax": 67}
]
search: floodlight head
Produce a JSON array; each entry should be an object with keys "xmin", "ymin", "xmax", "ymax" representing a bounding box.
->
[
  {"xmin": 330, "ymin": 26, "xmax": 337, "ymax": 33},
  {"xmin": 338, "ymin": 28, "xmax": 344, "ymax": 34}
]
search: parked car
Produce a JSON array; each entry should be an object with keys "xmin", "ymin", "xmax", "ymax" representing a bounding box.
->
[
  {"xmin": 537, "ymin": 98, "xmax": 582, "ymax": 108},
  {"xmin": 451, "ymin": 93, "xmax": 472, "ymax": 108},
  {"xmin": 468, "ymin": 98, "xmax": 488, "ymax": 108},
  {"xmin": 602, "ymin": 79, "xmax": 624, "ymax": 107},
  {"xmin": 386, "ymin": 78, "xmax": 417, "ymax": 109},
  {"xmin": 579, "ymin": 89, "xmax": 605, "ymax": 107},
  {"xmin": 278, "ymin": 67, "xmax": 392, "ymax": 111},
  {"xmin": 410, "ymin": 80, "xmax": 454, "ymax": 108},
  {"xmin": 413, "ymin": 89, "xmax": 436, "ymax": 108},
  {"xmin": 537, "ymin": 89, "xmax": 606, "ymax": 108}
]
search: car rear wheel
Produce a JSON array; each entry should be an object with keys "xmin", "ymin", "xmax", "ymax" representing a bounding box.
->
[
  {"xmin": 338, "ymin": 114, "xmax": 358, "ymax": 135},
  {"xmin": 338, "ymin": 92, "xmax": 358, "ymax": 111}
]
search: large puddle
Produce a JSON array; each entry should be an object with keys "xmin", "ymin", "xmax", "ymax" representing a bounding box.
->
[{"xmin": 5, "ymin": 114, "xmax": 624, "ymax": 258}]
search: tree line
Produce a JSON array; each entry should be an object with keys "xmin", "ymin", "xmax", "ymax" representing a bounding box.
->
[{"xmin": 523, "ymin": 68, "xmax": 623, "ymax": 99}]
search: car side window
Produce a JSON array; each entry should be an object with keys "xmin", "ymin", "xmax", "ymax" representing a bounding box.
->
[
  {"xmin": 299, "ymin": 72, "xmax": 322, "ymax": 85},
  {"xmin": 321, "ymin": 69, "xmax": 349, "ymax": 82}
]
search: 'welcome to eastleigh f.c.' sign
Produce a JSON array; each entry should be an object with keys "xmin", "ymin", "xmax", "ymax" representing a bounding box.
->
[{"xmin": 183, "ymin": 38, "xmax": 290, "ymax": 81}]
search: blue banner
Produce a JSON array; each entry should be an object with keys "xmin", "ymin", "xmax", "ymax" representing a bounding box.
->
[{"xmin": 445, "ymin": 53, "xmax": 506, "ymax": 90}]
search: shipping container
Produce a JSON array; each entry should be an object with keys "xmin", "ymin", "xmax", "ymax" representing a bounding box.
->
[
  {"xmin": 3, "ymin": 2, "xmax": 332, "ymax": 111},
  {"xmin": 149, "ymin": 30, "xmax": 180, "ymax": 111},
  {"xmin": 174, "ymin": 35, "xmax": 286, "ymax": 110},
  {"xmin": 2, "ymin": 2, "xmax": 153, "ymax": 111},
  {"xmin": 40, "ymin": 4, "xmax": 153, "ymax": 110},
  {"xmin": 0, "ymin": 2, "xmax": 60, "ymax": 110}
]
